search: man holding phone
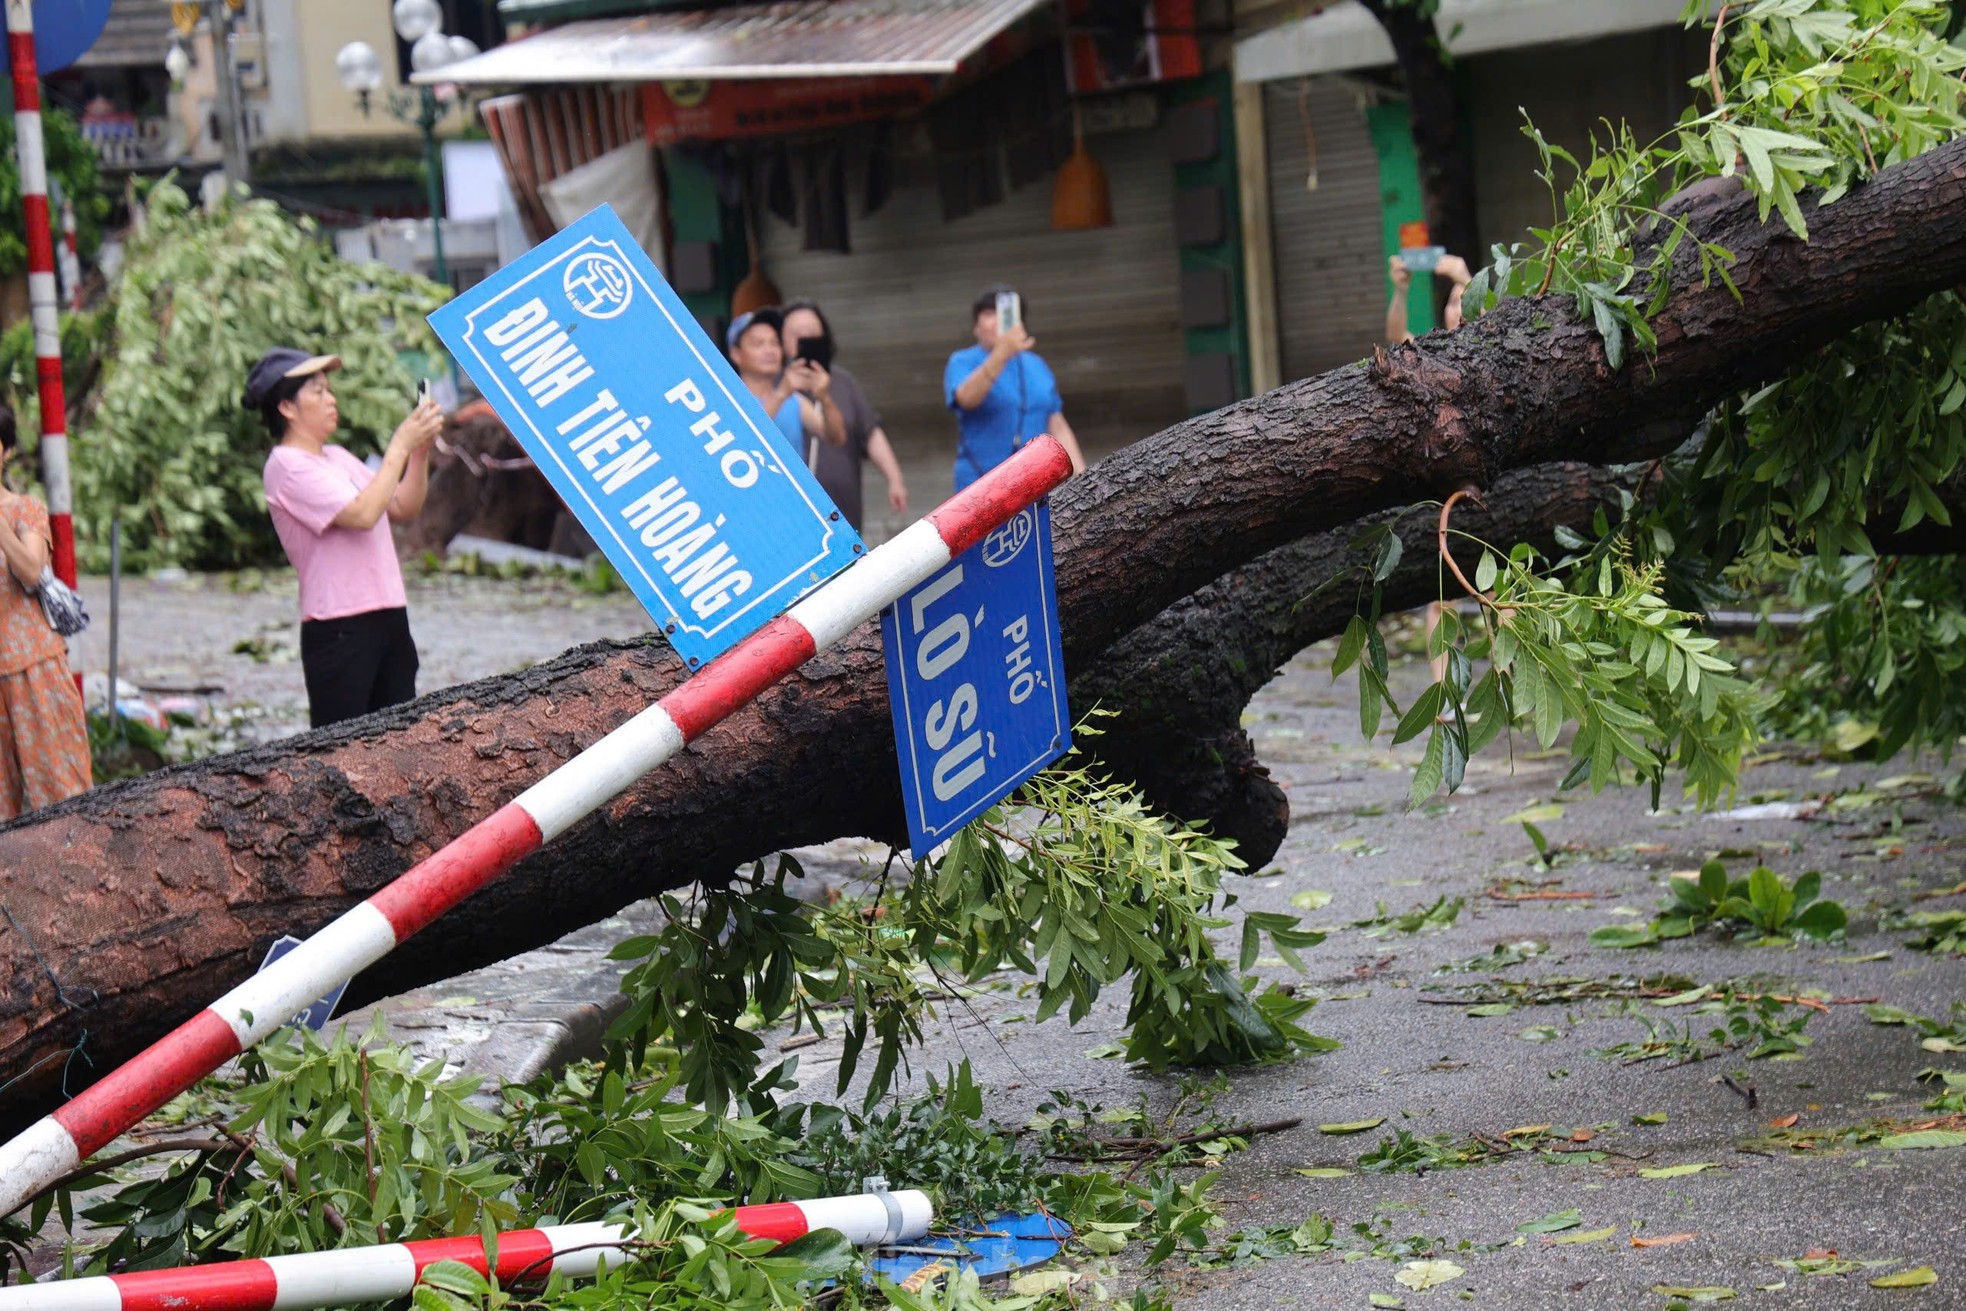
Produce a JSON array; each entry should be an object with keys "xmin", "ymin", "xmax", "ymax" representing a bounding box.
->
[
  {"xmin": 945, "ymin": 285, "xmax": 1087, "ymax": 493},
  {"xmin": 247, "ymin": 347, "xmax": 442, "ymax": 729}
]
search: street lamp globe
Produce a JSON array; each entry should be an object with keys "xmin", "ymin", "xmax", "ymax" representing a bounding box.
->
[
  {"xmin": 334, "ymin": 40, "xmax": 384, "ymax": 94},
  {"xmin": 409, "ymin": 29, "xmax": 457, "ymax": 75},
  {"xmin": 447, "ymin": 35, "xmax": 481, "ymax": 64},
  {"xmin": 391, "ymin": 0, "xmax": 443, "ymax": 43}
]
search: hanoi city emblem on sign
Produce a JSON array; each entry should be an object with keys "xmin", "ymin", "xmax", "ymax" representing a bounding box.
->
[{"xmin": 563, "ymin": 249, "xmax": 634, "ymax": 320}]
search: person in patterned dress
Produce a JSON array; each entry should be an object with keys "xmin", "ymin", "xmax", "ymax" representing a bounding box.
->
[{"xmin": 0, "ymin": 409, "xmax": 89, "ymax": 819}]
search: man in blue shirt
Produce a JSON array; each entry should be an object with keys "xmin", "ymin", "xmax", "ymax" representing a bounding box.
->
[{"xmin": 944, "ymin": 286, "xmax": 1087, "ymax": 491}]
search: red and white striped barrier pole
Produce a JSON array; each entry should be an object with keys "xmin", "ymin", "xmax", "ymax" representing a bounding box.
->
[
  {"xmin": 0, "ymin": 437, "xmax": 1073, "ymax": 1217},
  {"xmin": 5, "ymin": 0, "xmax": 77, "ymax": 587},
  {"xmin": 0, "ymin": 1192, "xmax": 933, "ymax": 1311}
]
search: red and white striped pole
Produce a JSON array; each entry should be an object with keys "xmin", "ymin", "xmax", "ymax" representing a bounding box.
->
[
  {"xmin": 5, "ymin": 0, "xmax": 77, "ymax": 587},
  {"xmin": 0, "ymin": 1192, "xmax": 934, "ymax": 1311},
  {"xmin": 0, "ymin": 437, "xmax": 1073, "ymax": 1217}
]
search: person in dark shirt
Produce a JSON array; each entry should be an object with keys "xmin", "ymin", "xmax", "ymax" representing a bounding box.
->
[{"xmin": 780, "ymin": 299, "xmax": 907, "ymax": 531}]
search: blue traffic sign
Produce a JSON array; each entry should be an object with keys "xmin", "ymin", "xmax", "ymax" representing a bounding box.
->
[
  {"xmin": 1, "ymin": 1, "xmax": 113, "ymax": 76},
  {"xmin": 257, "ymin": 936, "xmax": 350, "ymax": 1033},
  {"xmin": 882, "ymin": 501, "xmax": 1069, "ymax": 855},
  {"xmin": 429, "ymin": 205, "xmax": 862, "ymax": 669}
]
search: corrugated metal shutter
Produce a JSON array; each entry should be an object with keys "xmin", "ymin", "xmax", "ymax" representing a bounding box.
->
[
  {"xmin": 755, "ymin": 125, "xmax": 1185, "ymax": 464},
  {"xmin": 1264, "ymin": 78, "xmax": 1385, "ymax": 382}
]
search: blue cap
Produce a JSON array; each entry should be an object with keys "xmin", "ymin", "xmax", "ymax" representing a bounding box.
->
[{"xmin": 725, "ymin": 306, "xmax": 782, "ymax": 354}]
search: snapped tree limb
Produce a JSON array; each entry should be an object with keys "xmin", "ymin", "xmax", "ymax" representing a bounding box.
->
[{"xmin": 3, "ymin": 137, "xmax": 1965, "ymax": 1131}]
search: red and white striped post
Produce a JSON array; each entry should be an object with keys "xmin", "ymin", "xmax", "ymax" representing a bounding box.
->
[
  {"xmin": 0, "ymin": 1192, "xmax": 933, "ymax": 1311},
  {"xmin": 0, "ymin": 437, "xmax": 1074, "ymax": 1218},
  {"xmin": 5, "ymin": 0, "xmax": 77, "ymax": 587}
]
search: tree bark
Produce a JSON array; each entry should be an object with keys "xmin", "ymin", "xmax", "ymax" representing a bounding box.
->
[{"xmin": 4, "ymin": 137, "xmax": 1966, "ymax": 1133}]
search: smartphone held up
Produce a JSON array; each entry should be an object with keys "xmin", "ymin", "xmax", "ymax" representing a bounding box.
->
[{"xmin": 996, "ymin": 289, "xmax": 1022, "ymax": 337}]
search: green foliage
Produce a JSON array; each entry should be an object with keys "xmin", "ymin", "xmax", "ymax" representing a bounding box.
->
[
  {"xmin": 1899, "ymin": 908, "xmax": 1966, "ymax": 956},
  {"xmin": 70, "ymin": 1019, "xmax": 515, "ymax": 1272},
  {"xmin": 0, "ymin": 306, "xmax": 108, "ymax": 424},
  {"xmin": 1591, "ymin": 992, "xmax": 1816, "ymax": 1063},
  {"xmin": 493, "ymin": 1057, "xmax": 823, "ymax": 1224},
  {"xmin": 0, "ymin": 108, "xmax": 108, "ymax": 276},
  {"xmin": 606, "ymin": 747, "xmax": 1333, "ymax": 1113},
  {"xmin": 794, "ymin": 1063, "xmax": 1047, "ymax": 1219},
  {"xmin": 1756, "ymin": 554, "xmax": 1966, "ymax": 759},
  {"xmin": 409, "ymin": 1202, "xmax": 856, "ymax": 1311},
  {"xmin": 1352, "ymin": 895, "xmax": 1463, "ymax": 937},
  {"xmin": 1334, "ymin": 517, "xmax": 1760, "ymax": 810},
  {"xmin": 1447, "ymin": 0, "xmax": 1966, "ymax": 764},
  {"xmin": 49, "ymin": 180, "xmax": 448, "ymax": 570},
  {"xmin": 1589, "ymin": 861, "xmax": 1847, "ymax": 945}
]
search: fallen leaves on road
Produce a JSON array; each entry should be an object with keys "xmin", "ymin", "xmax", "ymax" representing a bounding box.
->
[
  {"xmin": 1517, "ymin": 1208, "xmax": 1582, "ymax": 1234},
  {"xmin": 1551, "ymin": 1226, "xmax": 1618, "ymax": 1245},
  {"xmin": 1769, "ymin": 1113, "xmax": 1801, "ymax": 1128},
  {"xmin": 1872, "ymin": 1267, "xmax": 1939, "ymax": 1289},
  {"xmin": 1318, "ymin": 1118, "xmax": 1385, "ymax": 1135},
  {"xmin": 1632, "ymin": 1233, "xmax": 1699, "ymax": 1248},
  {"xmin": 1640, "ymin": 1163, "xmax": 1719, "ymax": 1178},
  {"xmin": 1652, "ymin": 1286, "xmax": 1735, "ymax": 1301},
  {"xmin": 1394, "ymin": 1260, "xmax": 1465, "ymax": 1291},
  {"xmin": 1878, "ymin": 1128, "xmax": 1966, "ymax": 1150}
]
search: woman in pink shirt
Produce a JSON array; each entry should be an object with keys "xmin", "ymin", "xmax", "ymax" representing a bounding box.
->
[{"xmin": 245, "ymin": 348, "xmax": 443, "ymax": 728}]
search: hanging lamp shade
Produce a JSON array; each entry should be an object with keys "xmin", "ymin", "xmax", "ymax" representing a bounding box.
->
[
  {"xmin": 1051, "ymin": 109, "xmax": 1113, "ymax": 231},
  {"xmin": 731, "ymin": 264, "xmax": 780, "ymax": 318},
  {"xmin": 731, "ymin": 193, "xmax": 780, "ymax": 319}
]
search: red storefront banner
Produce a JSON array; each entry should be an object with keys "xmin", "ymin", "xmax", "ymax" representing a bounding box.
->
[
  {"xmin": 1062, "ymin": 0, "xmax": 1202, "ymax": 94},
  {"xmin": 642, "ymin": 76, "xmax": 939, "ymax": 145}
]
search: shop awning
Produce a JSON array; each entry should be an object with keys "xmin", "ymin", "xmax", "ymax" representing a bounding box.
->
[
  {"xmin": 1234, "ymin": 0, "xmax": 1687, "ymax": 84},
  {"xmin": 420, "ymin": 0, "xmax": 1051, "ymax": 86}
]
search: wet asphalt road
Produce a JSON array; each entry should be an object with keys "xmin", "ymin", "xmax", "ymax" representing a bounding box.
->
[{"xmin": 54, "ymin": 571, "xmax": 1966, "ymax": 1309}]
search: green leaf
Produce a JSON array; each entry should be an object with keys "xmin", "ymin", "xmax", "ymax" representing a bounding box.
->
[
  {"xmin": 1877, "ymin": 1130, "xmax": 1966, "ymax": 1150},
  {"xmin": 1651, "ymin": 1286, "xmax": 1736, "ymax": 1302},
  {"xmin": 1871, "ymin": 1267, "xmax": 1939, "ymax": 1288},
  {"xmin": 1554, "ymin": 1225, "xmax": 1618, "ymax": 1244},
  {"xmin": 1393, "ymin": 683, "xmax": 1446, "ymax": 746},
  {"xmin": 1588, "ymin": 924, "xmax": 1657, "ymax": 948},
  {"xmin": 1408, "ymin": 726, "xmax": 1446, "ymax": 809},
  {"xmin": 1395, "ymin": 1260, "xmax": 1464, "ymax": 1291},
  {"xmin": 1318, "ymin": 1118, "xmax": 1385, "ymax": 1135},
  {"xmin": 1641, "ymin": 1162, "xmax": 1719, "ymax": 1178},
  {"xmin": 1518, "ymin": 1208, "xmax": 1583, "ymax": 1234}
]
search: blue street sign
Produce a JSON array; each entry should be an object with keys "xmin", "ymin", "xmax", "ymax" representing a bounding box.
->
[
  {"xmin": 882, "ymin": 501, "xmax": 1069, "ymax": 856},
  {"xmin": 257, "ymin": 936, "xmax": 350, "ymax": 1034},
  {"xmin": 428, "ymin": 205, "xmax": 862, "ymax": 669},
  {"xmin": 1, "ymin": 1, "xmax": 113, "ymax": 76}
]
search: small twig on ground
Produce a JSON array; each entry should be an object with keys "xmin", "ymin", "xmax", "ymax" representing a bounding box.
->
[
  {"xmin": 1913, "ymin": 881, "xmax": 1966, "ymax": 901},
  {"xmin": 1719, "ymin": 1073, "xmax": 1758, "ymax": 1109},
  {"xmin": 1051, "ymin": 1117, "xmax": 1302, "ymax": 1163},
  {"xmin": 1486, "ymin": 887, "xmax": 1601, "ymax": 902}
]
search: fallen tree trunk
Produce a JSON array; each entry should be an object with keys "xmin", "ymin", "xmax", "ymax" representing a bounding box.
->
[{"xmin": 3, "ymin": 139, "xmax": 1966, "ymax": 1132}]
